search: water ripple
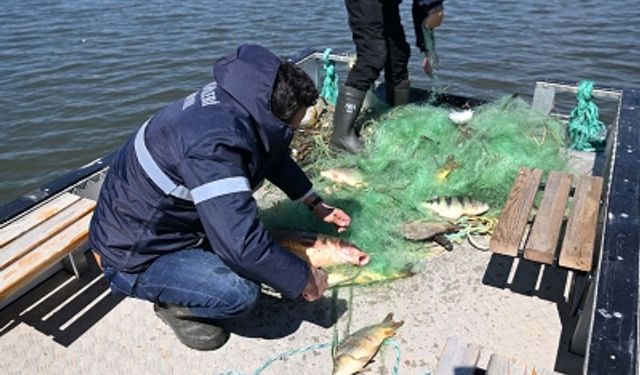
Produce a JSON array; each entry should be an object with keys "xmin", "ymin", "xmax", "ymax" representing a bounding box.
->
[{"xmin": 1, "ymin": 0, "xmax": 639, "ymax": 204}]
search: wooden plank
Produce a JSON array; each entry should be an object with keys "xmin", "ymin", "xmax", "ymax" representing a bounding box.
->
[
  {"xmin": 559, "ymin": 176, "xmax": 604, "ymax": 271},
  {"xmin": 434, "ymin": 337, "xmax": 481, "ymax": 375},
  {"xmin": 0, "ymin": 193, "xmax": 81, "ymax": 247},
  {"xmin": 0, "ymin": 212, "xmax": 92, "ymax": 302},
  {"xmin": 486, "ymin": 354, "xmax": 528, "ymax": 375},
  {"xmin": 490, "ymin": 168, "xmax": 543, "ymax": 256},
  {"xmin": 524, "ymin": 172, "xmax": 573, "ymax": 264},
  {"xmin": 0, "ymin": 198, "xmax": 96, "ymax": 269}
]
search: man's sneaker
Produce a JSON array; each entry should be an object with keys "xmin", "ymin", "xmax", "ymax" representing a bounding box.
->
[{"xmin": 154, "ymin": 302, "xmax": 230, "ymax": 351}]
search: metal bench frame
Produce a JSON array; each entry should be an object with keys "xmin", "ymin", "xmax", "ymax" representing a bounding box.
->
[{"xmin": 530, "ymin": 81, "xmax": 639, "ymax": 374}]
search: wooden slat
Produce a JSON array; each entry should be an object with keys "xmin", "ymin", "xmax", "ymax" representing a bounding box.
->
[
  {"xmin": 0, "ymin": 193, "xmax": 81, "ymax": 247},
  {"xmin": 486, "ymin": 354, "xmax": 528, "ymax": 375},
  {"xmin": 524, "ymin": 172, "xmax": 573, "ymax": 264},
  {"xmin": 0, "ymin": 198, "xmax": 96, "ymax": 269},
  {"xmin": 0, "ymin": 212, "xmax": 93, "ymax": 302},
  {"xmin": 559, "ymin": 176, "xmax": 603, "ymax": 271},
  {"xmin": 434, "ymin": 337, "xmax": 481, "ymax": 375},
  {"xmin": 490, "ymin": 168, "xmax": 543, "ymax": 256}
]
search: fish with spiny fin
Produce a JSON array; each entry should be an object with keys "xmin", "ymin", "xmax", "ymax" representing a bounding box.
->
[{"xmin": 422, "ymin": 196, "xmax": 489, "ymax": 220}]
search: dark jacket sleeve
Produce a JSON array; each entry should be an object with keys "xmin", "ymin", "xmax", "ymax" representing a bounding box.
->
[
  {"xmin": 178, "ymin": 133, "xmax": 310, "ymax": 299},
  {"xmin": 412, "ymin": 0, "xmax": 445, "ymax": 52},
  {"xmin": 265, "ymin": 152, "xmax": 313, "ymax": 201}
]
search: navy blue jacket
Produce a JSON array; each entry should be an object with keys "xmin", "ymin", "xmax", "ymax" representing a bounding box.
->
[{"xmin": 90, "ymin": 45, "xmax": 312, "ymax": 299}]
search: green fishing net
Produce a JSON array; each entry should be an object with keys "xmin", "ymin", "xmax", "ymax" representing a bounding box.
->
[{"xmin": 260, "ymin": 95, "xmax": 569, "ymax": 286}]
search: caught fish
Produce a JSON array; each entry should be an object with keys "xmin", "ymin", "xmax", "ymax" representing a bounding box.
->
[
  {"xmin": 273, "ymin": 231, "xmax": 370, "ymax": 268},
  {"xmin": 333, "ymin": 313, "xmax": 404, "ymax": 375},
  {"xmin": 320, "ymin": 167, "xmax": 366, "ymax": 188},
  {"xmin": 327, "ymin": 263, "xmax": 415, "ymax": 288},
  {"xmin": 422, "ymin": 196, "xmax": 489, "ymax": 220},
  {"xmin": 300, "ymin": 97, "xmax": 330, "ymax": 128},
  {"xmin": 402, "ymin": 221, "xmax": 456, "ymax": 241}
]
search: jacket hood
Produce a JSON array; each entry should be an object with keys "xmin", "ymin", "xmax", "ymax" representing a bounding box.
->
[{"xmin": 213, "ymin": 44, "xmax": 293, "ymax": 154}]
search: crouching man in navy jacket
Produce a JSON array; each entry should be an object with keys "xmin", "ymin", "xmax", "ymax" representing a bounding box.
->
[{"xmin": 89, "ymin": 44, "xmax": 351, "ymax": 350}]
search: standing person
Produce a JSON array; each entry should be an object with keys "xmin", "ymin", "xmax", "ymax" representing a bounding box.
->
[
  {"xmin": 331, "ymin": 0, "xmax": 446, "ymax": 153},
  {"xmin": 89, "ymin": 44, "xmax": 352, "ymax": 351}
]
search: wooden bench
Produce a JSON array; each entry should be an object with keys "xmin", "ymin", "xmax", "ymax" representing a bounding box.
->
[
  {"xmin": 434, "ymin": 337, "xmax": 560, "ymax": 375},
  {"xmin": 489, "ymin": 168, "xmax": 604, "ymax": 272},
  {"xmin": 0, "ymin": 192, "xmax": 96, "ymax": 305}
]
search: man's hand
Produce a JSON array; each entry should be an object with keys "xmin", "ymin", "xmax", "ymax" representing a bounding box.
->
[
  {"xmin": 423, "ymin": 4, "xmax": 444, "ymax": 29},
  {"xmin": 313, "ymin": 203, "xmax": 351, "ymax": 233},
  {"xmin": 302, "ymin": 267, "xmax": 328, "ymax": 302}
]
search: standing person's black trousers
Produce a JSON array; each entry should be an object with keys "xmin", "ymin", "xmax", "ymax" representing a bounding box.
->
[
  {"xmin": 344, "ymin": 0, "xmax": 411, "ymax": 92},
  {"xmin": 331, "ymin": 0, "xmax": 412, "ymax": 154}
]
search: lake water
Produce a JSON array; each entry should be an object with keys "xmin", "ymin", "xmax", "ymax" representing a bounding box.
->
[{"xmin": 1, "ymin": 0, "xmax": 639, "ymax": 205}]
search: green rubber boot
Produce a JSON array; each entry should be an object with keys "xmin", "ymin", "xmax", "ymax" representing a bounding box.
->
[{"xmin": 154, "ymin": 302, "xmax": 230, "ymax": 351}]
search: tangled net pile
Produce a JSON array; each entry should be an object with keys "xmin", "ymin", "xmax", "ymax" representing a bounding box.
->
[{"xmin": 261, "ymin": 95, "xmax": 570, "ymax": 286}]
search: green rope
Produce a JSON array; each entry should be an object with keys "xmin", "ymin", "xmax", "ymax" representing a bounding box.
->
[
  {"xmin": 218, "ymin": 286, "xmax": 404, "ymax": 375},
  {"xmin": 331, "ymin": 286, "xmax": 354, "ymax": 358},
  {"xmin": 383, "ymin": 338, "xmax": 402, "ymax": 375},
  {"xmin": 567, "ymin": 80, "xmax": 606, "ymax": 151},
  {"xmin": 345, "ymin": 286, "xmax": 354, "ymax": 337},
  {"xmin": 330, "ymin": 288, "xmax": 340, "ymax": 359},
  {"xmin": 220, "ymin": 277, "xmax": 405, "ymax": 374},
  {"xmin": 320, "ymin": 48, "xmax": 339, "ymax": 106},
  {"xmin": 422, "ymin": 26, "xmax": 442, "ymax": 102},
  {"xmin": 251, "ymin": 342, "xmax": 331, "ymax": 375},
  {"xmin": 217, "ymin": 338, "xmax": 403, "ymax": 375},
  {"xmin": 216, "ymin": 342, "xmax": 330, "ymax": 375}
]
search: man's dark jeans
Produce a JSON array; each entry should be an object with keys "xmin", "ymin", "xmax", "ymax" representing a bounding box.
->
[{"xmin": 103, "ymin": 248, "xmax": 260, "ymax": 319}]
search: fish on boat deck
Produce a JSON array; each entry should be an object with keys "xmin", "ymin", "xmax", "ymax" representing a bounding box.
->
[
  {"xmin": 320, "ymin": 167, "xmax": 366, "ymax": 188},
  {"xmin": 327, "ymin": 263, "xmax": 415, "ymax": 288},
  {"xmin": 332, "ymin": 313, "xmax": 404, "ymax": 375},
  {"xmin": 422, "ymin": 196, "xmax": 489, "ymax": 220},
  {"xmin": 402, "ymin": 221, "xmax": 457, "ymax": 241},
  {"xmin": 272, "ymin": 231, "xmax": 370, "ymax": 268}
]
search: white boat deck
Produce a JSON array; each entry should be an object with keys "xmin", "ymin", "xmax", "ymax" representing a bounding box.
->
[{"xmin": 0, "ymin": 151, "xmax": 595, "ymax": 375}]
